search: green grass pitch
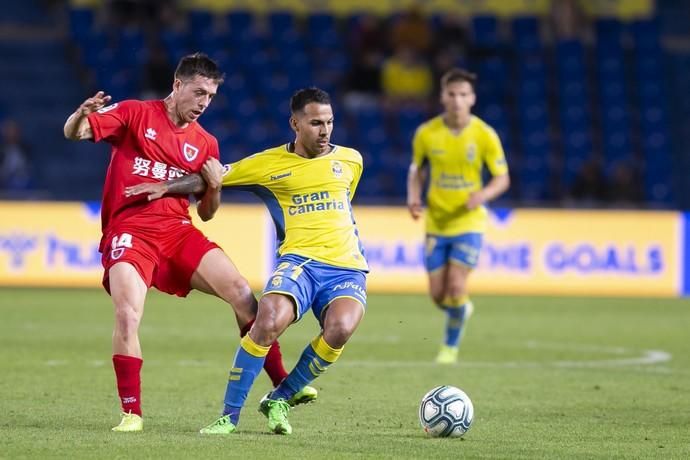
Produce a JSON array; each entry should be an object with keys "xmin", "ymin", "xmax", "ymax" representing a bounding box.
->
[{"xmin": 1, "ymin": 288, "xmax": 689, "ymax": 459}]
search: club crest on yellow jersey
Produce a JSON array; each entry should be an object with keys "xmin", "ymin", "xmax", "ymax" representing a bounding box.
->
[
  {"xmin": 466, "ymin": 143, "xmax": 477, "ymax": 162},
  {"xmin": 331, "ymin": 160, "xmax": 343, "ymax": 178}
]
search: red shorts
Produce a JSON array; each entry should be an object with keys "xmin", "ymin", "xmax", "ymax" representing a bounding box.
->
[{"xmin": 101, "ymin": 221, "xmax": 219, "ymax": 297}]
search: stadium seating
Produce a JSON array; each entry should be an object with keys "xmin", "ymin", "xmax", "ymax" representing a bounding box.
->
[{"xmin": 3, "ymin": 4, "xmax": 682, "ymax": 206}]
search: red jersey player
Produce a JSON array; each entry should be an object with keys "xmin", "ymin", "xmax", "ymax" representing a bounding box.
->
[{"xmin": 63, "ymin": 53, "xmax": 316, "ymax": 432}]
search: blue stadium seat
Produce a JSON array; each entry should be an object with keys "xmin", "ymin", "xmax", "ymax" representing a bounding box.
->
[
  {"xmin": 631, "ymin": 18, "xmax": 660, "ymax": 52},
  {"xmin": 599, "ymin": 83, "xmax": 626, "ymax": 105},
  {"xmin": 307, "ymin": 13, "xmax": 336, "ymax": 37},
  {"xmin": 309, "ymin": 29, "xmax": 342, "ymax": 52},
  {"xmin": 511, "ymin": 16, "xmax": 541, "ymax": 52},
  {"xmin": 519, "ymin": 160, "xmax": 549, "ymax": 201},
  {"xmin": 268, "ymin": 11, "xmax": 296, "ymax": 37},
  {"xmin": 68, "ymin": 8, "xmax": 94, "ymax": 41},
  {"xmin": 245, "ymin": 119, "xmax": 272, "ymax": 150},
  {"xmin": 559, "ymin": 80, "xmax": 586, "ymax": 102},
  {"xmin": 595, "ymin": 18, "xmax": 623, "ymax": 43},
  {"xmin": 220, "ymin": 72, "xmax": 249, "ymax": 98},
  {"xmin": 556, "ymin": 40, "xmax": 584, "ymax": 67},
  {"xmin": 561, "ymin": 105, "xmax": 589, "ymax": 128},
  {"xmin": 316, "ymin": 48, "xmax": 349, "ymax": 74},
  {"xmin": 244, "ymin": 49, "xmax": 273, "ymax": 76},
  {"xmin": 226, "ymin": 10, "xmax": 253, "ymax": 35},
  {"xmin": 193, "ymin": 29, "xmax": 226, "ymax": 56},
  {"xmin": 234, "ymin": 97, "xmax": 261, "ymax": 124},
  {"xmin": 477, "ymin": 103, "xmax": 506, "ymax": 125},
  {"xmin": 78, "ymin": 32, "xmax": 107, "ymax": 67},
  {"xmin": 273, "ymin": 30, "xmax": 305, "ymax": 57},
  {"xmin": 472, "ymin": 15, "xmax": 499, "ymax": 48},
  {"xmin": 636, "ymin": 55, "xmax": 660, "ymax": 78},
  {"xmin": 396, "ymin": 107, "xmax": 426, "ymax": 138},
  {"xmin": 281, "ymin": 51, "xmax": 311, "ymax": 83},
  {"xmin": 159, "ymin": 29, "xmax": 189, "ymax": 63},
  {"xmin": 360, "ymin": 127, "xmax": 390, "ymax": 155},
  {"xmin": 351, "ymin": 106, "xmax": 385, "ymax": 130},
  {"xmin": 118, "ymin": 28, "xmax": 145, "ymax": 54},
  {"xmin": 310, "ymin": 71, "xmax": 338, "ymax": 98},
  {"xmin": 259, "ymin": 72, "xmax": 293, "ymax": 105},
  {"xmin": 113, "ymin": 31, "xmax": 146, "ymax": 70},
  {"xmin": 602, "ymin": 131, "xmax": 632, "ymax": 163},
  {"xmin": 521, "ymin": 104, "xmax": 547, "ymax": 124},
  {"xmin": 333, "ymin": 123, "xmax": 356, "ymax": 148},
  {"xmin": 102, "ymin": 71, "xmax": 136, "ymax": 102},
  {"xmin": 476, "ymin": 57, "xmax": 508, "ymax": 100},
  {"xmin": 187, "ymin": 9, "xmax": 214, "ymax": 33}
]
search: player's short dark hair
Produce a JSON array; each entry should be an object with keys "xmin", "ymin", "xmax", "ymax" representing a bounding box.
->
[
  {"xmin": 441, "ymin": 68, "xmax": 477, "ymax": 90},
  {"xmin": 174, "ymin": 52, "xmax": 225, "ymax": 85},
  {"xmin": 290, "ymin": 87, "xmax": 331, "ymax": 114}
]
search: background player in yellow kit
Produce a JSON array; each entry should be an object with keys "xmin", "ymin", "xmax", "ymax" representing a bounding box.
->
[
  {"xmin": 126, "ymin": 87, "xmax": 367, "ymax": 435},
  {"xmin": 407, "ymin": 69, "xmax": 510, "ymax": 364}
]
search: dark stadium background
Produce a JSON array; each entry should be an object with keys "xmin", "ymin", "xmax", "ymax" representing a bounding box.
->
[{"xmin": 1, "ymin": 0, "xmax": 689, "ymax": 210}]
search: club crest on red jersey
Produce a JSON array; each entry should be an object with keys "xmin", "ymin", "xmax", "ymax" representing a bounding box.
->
[{"xmin": 183, "ymin": 142, "xmax": 199, "ymax": 162}]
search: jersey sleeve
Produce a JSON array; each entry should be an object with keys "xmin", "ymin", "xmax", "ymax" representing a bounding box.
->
[
  {"xmin": 209, "ymin": 136, "xmax": 220, "ymax": 160},
  {"xmin": 86, "ymin": 100, "xmax": 136, "ymax": 144},
  {"xmin": 348, "ymin": 152, "xmax": 364, "ymax": 200},
  {"xmin": 193, "ymin": 136, "xmax": 221, "ymax": 201},
  {"xmin": 483, "ymin": 127, "xmax": 509, "ymax": 176},
  {"xmin": 221, "ymin": 152, "xmax": 266, "ymax": 187},
  {"xmin": 411, "ymin": 126, "xmax": 427, "ymax": 167}
]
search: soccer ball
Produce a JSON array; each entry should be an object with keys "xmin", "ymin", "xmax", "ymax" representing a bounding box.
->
[{"xmin": 419, "ymin": 385, "xmax": 474, "ymax": 437}]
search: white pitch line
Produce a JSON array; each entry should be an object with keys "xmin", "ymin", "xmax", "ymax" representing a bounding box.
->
[
  {"xmin": 47, "ymin": 341, "xmax": 675, "ymax": 373},
  {"xmin": 554, "ymin": 350, "xmax": 671, "ymax": 368},
  {"xmin": 525, "ymin": 340, "xmax": 628, "ymax": 355},
  {"xmin": 341, "ymin": 342, "xmax": 672, "ymax": 370}
]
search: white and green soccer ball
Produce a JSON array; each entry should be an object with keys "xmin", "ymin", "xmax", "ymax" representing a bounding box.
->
[{"xmin": 419, "ymin": 385, "xmax": 474, "ymax": 438}]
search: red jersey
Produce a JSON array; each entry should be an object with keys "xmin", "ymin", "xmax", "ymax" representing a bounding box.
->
[{"xmin": 87, "ymin": 100, "xmax": 219, "ymax": 249}]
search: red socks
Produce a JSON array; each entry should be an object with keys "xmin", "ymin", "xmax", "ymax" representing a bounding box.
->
[
  {"xmin": 112, "ymin": 354, "xmax": 143, "ymax": 416},
  {"xmin": 240, "ymin": 320, "xmax": 288, "ymax": 387},
  {"xmin": 264, "ymin": 340, "xmax": 288, "ymax": 386},
  {"xmin": 110, "ymin": 320, "xmax": 287, "ymax": 418}
]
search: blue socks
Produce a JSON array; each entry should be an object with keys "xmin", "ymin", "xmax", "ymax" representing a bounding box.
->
[
  {"xmin": 222, "ymin": 334, "xmax": 270, "ymax": 425},
  {"xmin": 271, "ymin": 335, "xmax": 342, "ymax": 401},
  {"xmin": 444, "ymin": 305, "xmax": 467, "ymax": 347}
]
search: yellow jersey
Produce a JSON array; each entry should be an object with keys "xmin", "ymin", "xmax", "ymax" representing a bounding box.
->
[
  {"xmin": 412, "ymin": 115, "xmax": 508, "ymax": 236},
  {"xmin": 381, "ymin": 57, "xmax": 433, "ymax": 99},
  {"xmin": 221, "ymin": 143, "xmax": 368, "ymax": 272}
]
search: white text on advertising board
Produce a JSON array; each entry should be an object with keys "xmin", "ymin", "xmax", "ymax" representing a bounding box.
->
[
  {"xmin": 0, "ymin": 232, "xmax": 100, "ymax": 271},
  {"xmin": 362, "ymin": 239, "xmax": 663, "ymax": 276}
]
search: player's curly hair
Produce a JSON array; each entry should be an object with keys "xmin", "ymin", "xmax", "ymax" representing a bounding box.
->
[
  {"xmin": 175, "ymin": 52, "xmax": 225, "ymax": 85},
  {"xmin": 290, "ymin": 87, "xmax": 331, "ymax": 114}
]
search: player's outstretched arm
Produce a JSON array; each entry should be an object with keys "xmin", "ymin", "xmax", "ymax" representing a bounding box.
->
[
  {"xmin": 124, "ymin": 173, "xmax": 207, "ymax": 201},
  {"xmin": 64, "ymin": 91, "xmax": 111, "ymax": 140}
]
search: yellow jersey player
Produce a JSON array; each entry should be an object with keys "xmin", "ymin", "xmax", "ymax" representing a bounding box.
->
[
  {"xmin": 407, "ymin": 69, "xmax": 510, "ymax": 364},
  {"xmin": 126, "ymin": 88, "xmax": 367, "ymax": 435}
]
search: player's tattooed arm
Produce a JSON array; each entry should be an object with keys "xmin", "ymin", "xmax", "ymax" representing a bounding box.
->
[
  {"xmin": 167, "ymin": 173, "xmax": 208, "ymax": 195},
  {"xmin": 124, "ymin": 173, "xmax": 207, "ymax": 201}
]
